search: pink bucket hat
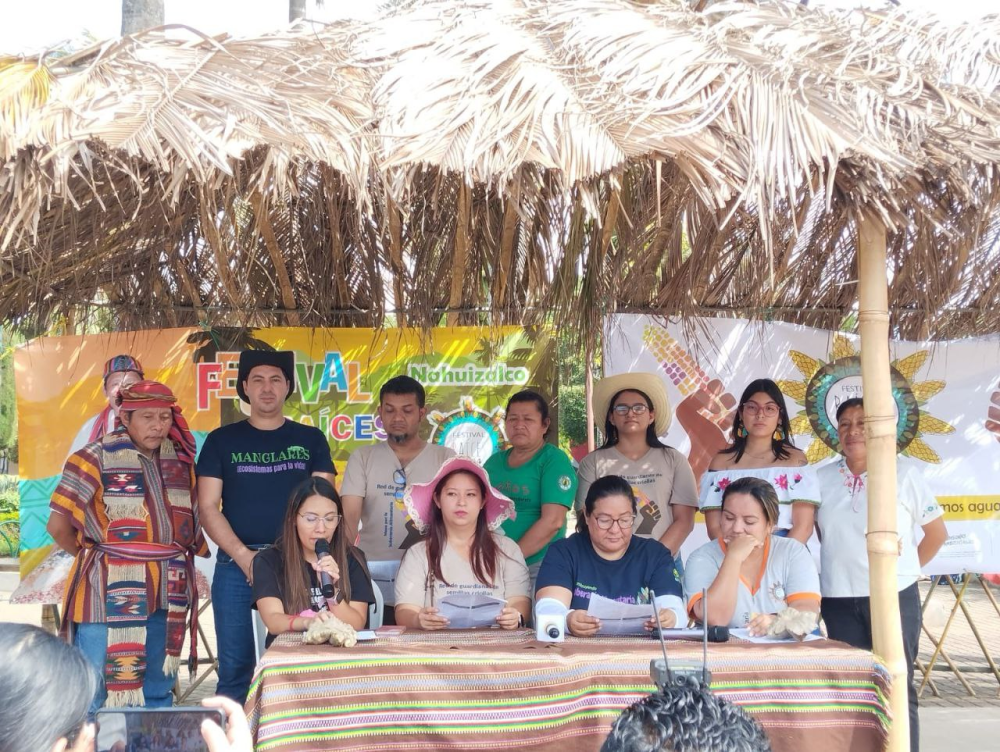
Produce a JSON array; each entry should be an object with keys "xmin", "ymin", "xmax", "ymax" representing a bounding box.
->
[{"xmin": 404, "ymin": 456, "xmax": 516, "ymax": 533}]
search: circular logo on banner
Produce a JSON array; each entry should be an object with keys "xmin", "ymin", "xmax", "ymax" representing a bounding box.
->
[
  {"xmin": 427, "ymin": 396, "xmax": 508, "ymax": 465},
  {"xmin": 778, "ymin": 335, "xmax": 954, "ymax": 464}
]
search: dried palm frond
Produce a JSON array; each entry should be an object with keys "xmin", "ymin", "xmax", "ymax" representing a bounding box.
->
[{"xmin": 0, "ymin": 0, "xmax": 998, "ymax": 346}]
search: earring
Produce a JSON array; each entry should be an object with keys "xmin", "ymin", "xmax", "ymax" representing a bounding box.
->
[
  {"xmin": 738, "ymin": 425, "xmax": 748, "ymax": 438},
  {"xmin": 773, "ymin": 427, "xmax": 785, "ymax": 441}
]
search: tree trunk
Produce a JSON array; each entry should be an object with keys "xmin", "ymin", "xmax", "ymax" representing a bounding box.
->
[
  {"xmin": 121, "ymin": 0, "xmax": 164, "ymax": 35},
  {"xmin": 289, "ymin": 0, "xmax": 308, "ymax": 22},
  {"xmin": 858, "ymin": 213, "xmax": 909, "ymax": 752}
]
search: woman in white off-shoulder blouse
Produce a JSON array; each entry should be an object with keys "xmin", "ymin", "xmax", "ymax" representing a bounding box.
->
[{"xmin": 699, "ymin": 378, "xmax": 818, "ymax": 545}]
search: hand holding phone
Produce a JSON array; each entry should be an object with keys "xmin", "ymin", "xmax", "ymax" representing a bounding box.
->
[{"xmin": 199, "ymin": 696, "xmax": 253, "ymax": 752}]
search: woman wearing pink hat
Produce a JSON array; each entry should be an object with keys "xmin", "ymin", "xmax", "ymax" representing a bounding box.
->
[{"xmin": 394, "ymin": 457, "xmax": 531, "ymax": 630}]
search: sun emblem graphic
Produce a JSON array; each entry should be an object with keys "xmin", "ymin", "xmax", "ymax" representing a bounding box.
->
[
  {"xmin": 777, "ymin": 335, "xmax": 954, "ymax": 464},
  {"xmin": 427, "ymin": 396, "xmax": 508, "ymax": 465}
]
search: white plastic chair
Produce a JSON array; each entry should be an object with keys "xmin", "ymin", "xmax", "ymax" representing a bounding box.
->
[{"xmin": 368, "ymin": 583, "xmax": 385, "ymax": 629}]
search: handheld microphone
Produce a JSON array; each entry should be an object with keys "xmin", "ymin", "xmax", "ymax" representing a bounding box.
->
[{"xmin": 313, "ymin": 540, "xmax": 337, "ymax": 599}]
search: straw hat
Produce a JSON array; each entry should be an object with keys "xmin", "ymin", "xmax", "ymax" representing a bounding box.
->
[
  {"xmin": 593, "ymin": 372, "xmax": 672, "ymax": 436},
  {"xmin": 403, "ymin": 456, "xmax": 516, "ymax": 533}
]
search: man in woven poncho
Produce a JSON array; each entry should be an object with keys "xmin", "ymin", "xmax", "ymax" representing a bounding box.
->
[{"xmin": 48, "ymin": 380, "xmax": 208, "ymax": 713}]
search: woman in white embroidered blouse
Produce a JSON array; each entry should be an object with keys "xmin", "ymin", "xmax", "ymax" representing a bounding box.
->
[
  {"xmin": 816, "ymin": 397, "xmax": 947, "ymax": 752},
  {"xmin": 699, "ymin": 379, "xmax": 818, "ymax": 544}
]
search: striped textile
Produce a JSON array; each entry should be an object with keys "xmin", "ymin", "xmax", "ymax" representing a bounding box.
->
[{"xmin": 246, "ymin": 631, "xmax": 891, "ymax": 752}]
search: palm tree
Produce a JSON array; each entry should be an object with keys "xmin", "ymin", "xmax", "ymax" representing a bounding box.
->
[{"xmin": 122, "ymin": 0, "xmax": 164, "ymax": 35}]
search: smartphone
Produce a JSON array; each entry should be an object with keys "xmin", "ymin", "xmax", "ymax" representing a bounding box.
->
[{"xmin": 95, "ymin": 707, "xmax": 225, "ymax": 752}]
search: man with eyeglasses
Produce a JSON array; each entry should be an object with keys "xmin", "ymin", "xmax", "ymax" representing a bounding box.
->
[
  {"xmin": 341, "ymin": 375, "xmax": 455, "ymax": 624},
  {"xmin": 196, "ymin": 350, "xmax": 335, "ymax": 703}
]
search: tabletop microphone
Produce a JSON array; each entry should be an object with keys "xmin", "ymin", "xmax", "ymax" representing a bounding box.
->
[
  {"xmin": 314, "ymin": 539, "xmax": 338, "ymax": 599},
  {"xmin": 706, "ymin": 625, "xmax": 730, "ymax": 643}
]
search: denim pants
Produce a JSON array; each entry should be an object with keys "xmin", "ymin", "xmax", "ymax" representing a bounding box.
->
[
  {"xmin": 74, "ymin": 608, "xmax": 174, "ymax": 715},
  {"xmin": 212, "ymin": 551, "xmax": 257, "ymax": 704},
  {"xmin": 821, "ymin": 582, "xmax": 922, "ymax": 752}
]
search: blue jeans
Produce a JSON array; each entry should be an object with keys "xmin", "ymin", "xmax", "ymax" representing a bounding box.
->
[
  {"xmin": 212, "ymin": 552, "xmax": 257, "ymax": 704},
  {"xmin": 75, "ymin": 608, "xmax": 174, "ymax": 715}
]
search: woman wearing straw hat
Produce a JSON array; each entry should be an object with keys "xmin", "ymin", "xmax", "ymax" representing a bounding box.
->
[
  {"xmin": 394, "ymin": 456, "xmax": 531, "ymax": 630},
  {"xmin": 577, "ymin": 373, "xmax": 698, "ymax": 568},
  {"xmin": 699, "ymin": 378, "xmax": 818, "ymax": 544}
]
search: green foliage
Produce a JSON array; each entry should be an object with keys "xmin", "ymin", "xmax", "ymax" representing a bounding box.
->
[{"xmin": 556, "ymin": 328, "xmax": 600, "ymax": 451}]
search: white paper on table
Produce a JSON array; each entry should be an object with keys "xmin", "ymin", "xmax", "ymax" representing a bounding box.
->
[
  {"xmin": 587, "ymin": 594, "xmax": 655, "ymax": 635},
  {"xmin": 355, "ymin": 630, "xmax": 378, "ymax": 641},
  {"xmin": 730, "ymin": 628, "xmax": 824, "ymax": 644},
  {"xmin": 437, "ymin": 592, "xmax": 506, "ymax": 629}
]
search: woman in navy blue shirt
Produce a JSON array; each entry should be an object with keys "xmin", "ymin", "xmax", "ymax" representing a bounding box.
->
[{"xmin": 535, "ymin": 475, "xmax": 685, "ymax": 637}]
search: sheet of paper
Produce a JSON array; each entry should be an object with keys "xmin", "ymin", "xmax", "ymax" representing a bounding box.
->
[
  {"xmin": 437, "ymin": 593, "xmax": 506, "ymax": 629},
  {"xmin": 355, "ymin": 630, "xmax": 378, "ymax": 641},
  {"xmin": 730, "ymin": 628, "xmax": 824, "ymax": 644},
  {"xmin": 587, "ymin": 594, "xmax": 655, "ymax": 635}
]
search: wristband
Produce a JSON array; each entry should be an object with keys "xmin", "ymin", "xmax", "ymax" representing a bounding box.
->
[{"xmin": 287, "ymin": 614, "xmax": 297, "ymax": 632}]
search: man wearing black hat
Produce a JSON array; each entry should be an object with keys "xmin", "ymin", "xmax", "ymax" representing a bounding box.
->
[{"xmin": 196, "ymin": 350, "xmax": 335, "ymax": 703}]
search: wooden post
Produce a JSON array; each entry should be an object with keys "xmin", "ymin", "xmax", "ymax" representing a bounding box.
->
[{"xmin": 857, "ymin": 213, "xmax": 908, "ymax": 752}]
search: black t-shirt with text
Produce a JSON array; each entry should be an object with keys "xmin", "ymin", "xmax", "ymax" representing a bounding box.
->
[
  {"xmin": 196, "ymin": 419, "xmax": 335, "ymax": 545},
  {"xmin": 251, "ymin": 546, "xmax": 375, "ymax": 618}
]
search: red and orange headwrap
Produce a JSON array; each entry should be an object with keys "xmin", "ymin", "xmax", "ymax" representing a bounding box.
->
[{"xmin": 117, "ymin": 380, "xmax": 197, "ymax": 464}]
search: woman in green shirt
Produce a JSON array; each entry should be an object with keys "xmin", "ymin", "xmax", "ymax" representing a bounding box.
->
[{"xmin": 484, "ymin": 391, "xmax": 578, "ymax": 589}]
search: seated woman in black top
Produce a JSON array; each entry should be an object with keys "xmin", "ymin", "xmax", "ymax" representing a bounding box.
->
[
  {"xmin": 252, "ymin": 477, "xmax": 375, "ymax": 641},
  {"xmin": 535, "ymin": 475, "xmax": 686, "ymax": 637}
]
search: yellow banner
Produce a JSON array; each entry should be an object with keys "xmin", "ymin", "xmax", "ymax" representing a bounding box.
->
[
  {"xmin": 936, "ymin": 497, "xmax": 1000, "ymax": 521},
  {"xmin": 15, "ymin": 326, "xmax": 555, "ymax": 569}
]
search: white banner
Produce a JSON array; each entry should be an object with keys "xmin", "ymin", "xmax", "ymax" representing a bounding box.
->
[{"xmin": 604, "ymin": 315, "xmax": 1000, "ymax": 575}]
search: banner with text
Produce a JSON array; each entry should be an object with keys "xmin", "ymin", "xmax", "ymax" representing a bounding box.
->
[
  {"xmin": 605, "ymin": 314, "xmax": 1000, "ymax": 575},
  {"xmin": 15, "ymin": 326, "xmax": 555, "ymax": 575}
]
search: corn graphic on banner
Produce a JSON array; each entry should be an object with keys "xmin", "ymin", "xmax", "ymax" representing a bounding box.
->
[{"xmin": 607, "ymin": 314, "xmax": 1000, "ymax": 574}]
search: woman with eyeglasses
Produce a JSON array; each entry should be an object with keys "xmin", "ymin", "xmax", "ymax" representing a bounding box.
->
[
  {"xmin": 252, "ymin": 477, "xmax": 375, "ymax": 644},
  {"xmin": 699, "ymin": 378, "xmax": 819, "ymax": 544},
  {"xmin": 684, "ymin": 477, "xmax": 819, "ymax": 634},
  {"xmin": 535, "ymin": 475, "xmax": 686, "ymax": 637},
  {"xmin": 577, "ymin": 373, "xmax": 698, "ymax": 568}
]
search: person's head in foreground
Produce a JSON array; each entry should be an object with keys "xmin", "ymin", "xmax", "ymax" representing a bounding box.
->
[
  {"xmin": 600, "ymin": 675, "xmax": 772, "ymax": 752},
  {"xmin": 0, "ymin": 622, "xmax": 97, "ymax": 752}
]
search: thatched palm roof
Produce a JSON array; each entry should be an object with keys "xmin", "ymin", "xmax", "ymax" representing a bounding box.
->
[{"xmin": 1, "ymin": 0, "xmax": 999, "ymax": 340}]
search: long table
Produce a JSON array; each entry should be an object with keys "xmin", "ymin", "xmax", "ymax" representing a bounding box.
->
[{"xmin": 246, "ymin": 630, "xmax": 891, "ymax": 751}]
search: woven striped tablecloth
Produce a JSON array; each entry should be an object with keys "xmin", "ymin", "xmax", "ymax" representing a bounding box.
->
[{"xmin": 246, "ymin": 630, "xmax": 890, "ymax": 751}]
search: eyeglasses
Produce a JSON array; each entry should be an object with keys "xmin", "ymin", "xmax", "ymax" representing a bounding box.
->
[
  {"xmin": 612, "ymin": 404, "xmax": 649, "ymax": 416},
  {"xmin": 742, "ymin": 402, "xmax": 780, "ymax": 417},
  {"xmin": 592, "ymin": 514, "xmax": 635, "ymax": 531},
  {"xmin": 393, "ymin": 468, "xmax": 406, "ymax": 501},
  {"xmin": 298, "ymin": 513, "xmax": 341, "ymax": 527}
]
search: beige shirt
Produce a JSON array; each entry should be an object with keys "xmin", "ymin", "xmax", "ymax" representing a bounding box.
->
[
  {"xmin": 394, "ymin": 534, "xmax": 531, "ymax": 608},
  {"xmin": 576, "ymin": 446, "xmax": 698, "ymax": 543},
  {"xmin": 341, "ymin": 441, "xmax": 456, "ymax": 562}
]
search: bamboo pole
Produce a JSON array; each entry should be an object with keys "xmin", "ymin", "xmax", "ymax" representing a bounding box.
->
[{"xmin": 857, "ymin": 213, "xmax": 908, "ymax": 752}]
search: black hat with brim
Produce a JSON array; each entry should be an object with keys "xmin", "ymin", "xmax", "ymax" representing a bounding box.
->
[{"xmin": 236, "ymin": 350, "xmax": 295, "ymax": 403}]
